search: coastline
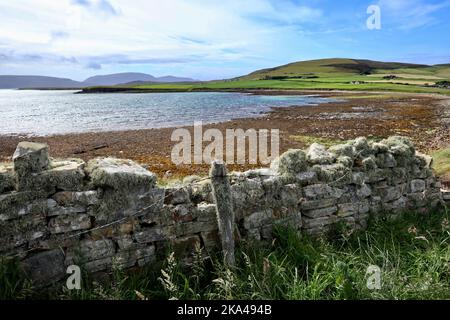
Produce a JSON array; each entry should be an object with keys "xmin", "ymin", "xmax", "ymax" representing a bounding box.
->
[{"xmin": 1, "ymin": 90, "xmax": 449, "ymax": 179}]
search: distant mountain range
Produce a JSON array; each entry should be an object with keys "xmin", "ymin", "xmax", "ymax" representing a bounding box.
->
[{"xmin": 0, "ymin": 72, "xmax": 197, "ymax": 89}]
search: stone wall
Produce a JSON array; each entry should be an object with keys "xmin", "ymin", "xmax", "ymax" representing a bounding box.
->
[{"xmin": 0, "ymin": 136, "xmax": 444, "ymax": 287}]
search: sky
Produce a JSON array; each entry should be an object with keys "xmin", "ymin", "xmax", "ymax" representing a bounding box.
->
[{"xmin": 0, "ymin": 0, "xmax": 449, "ymax": 81}]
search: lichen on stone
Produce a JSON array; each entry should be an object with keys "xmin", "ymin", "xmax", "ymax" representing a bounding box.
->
[{"xmin": 271, "ymin": 149, "xmax": 307, "ymax": 176}]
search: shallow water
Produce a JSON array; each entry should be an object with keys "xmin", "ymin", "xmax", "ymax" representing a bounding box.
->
[{"xmin": 0, "ymin": 90, "xmax": 336, "ymax": 136}]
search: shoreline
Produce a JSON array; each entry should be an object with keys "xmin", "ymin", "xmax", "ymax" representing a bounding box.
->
[{"xmin": 1, "ymin": 90, "xmax": 450, "ymax": 179}]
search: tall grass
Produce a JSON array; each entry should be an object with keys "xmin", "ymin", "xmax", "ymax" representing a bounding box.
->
[{"xmin": 1, "ymin": 209, "xmax": 449, "ymax": 300}]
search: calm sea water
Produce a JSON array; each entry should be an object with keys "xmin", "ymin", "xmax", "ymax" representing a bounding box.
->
[{"xmin": 0, "ymin": 90, "xmax": 335, "ymax": 136}]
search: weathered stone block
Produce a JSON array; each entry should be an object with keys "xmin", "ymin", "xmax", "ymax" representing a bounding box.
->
[
  {"xmin": 361, "ymin": 156, "xmax": 377, "ymax": 171},
  {"xmin": 375, "ymin": 184, "xmax": 406, "ymax": 202},
  {"xmin": 114, "ymin": 242, "xmax": 156, "ymax": 269},
  {"xmin": 329, "ymin": 143, "xmax": 354, "ymax": 158},
  {"xmin": 279, "ymin": 184, "xmax": 302, "ymax": 207},
  {"xmin": 171, "ymin": 235, "xmax": 201, "ymax": 258},
  {"xmin": 410, "ymin": 166, "xmax": 432, "ymax": 179},
  {"xmin": 243, "ymin": 209, "xmax": 272, "ymax": 229},
  {"xmin": 303, "ymin": 184, "xmax": 342, "ymax": 200},
  {"xmin": 175, "ymin": 218, "xmax": 218, "ymax": 236},
  {"xmin": 190, "ymin": 179, "xmax": 213, "ymax": 203},
  {"xmin": 48, "ymin": 214, "xmax": 91, "ymax": 234},
  {"xmin": 337, "ymin": 200, "xmax": 369, "ymax": 217},
  {"xmin": 307, "ymin": 143, "xmax": 336, "ymax": 165},
  {"xmin": 66, "ymin": 239, "xmax": 115, "ymax": 265},
  {"xmin": 352, "ymin": 172, "xmax": 366, "ymax": 185},
  {"xmin": 389, "ymin": 167, "xmax": 409, "ymax": 184},
  {"xmin": 407, "ymin": 192, "xmax": 427, "ymax": 208},
  {"xmin": 164, "ymin": 187, "xmax": 190, "ymax": 205},
  {"xmin": 134, "ymin": 226, "xmax": 176, "ymax": 243},
  {"xmin": 0, "ymin": 191, "xmax": 39, "ymax": 221},
  {"xmin": 382, "ymin": 196, "xmax": 408, "ymax": 213},
  {"xmin": 356, "ymin": 184, "xmax": 371, "ymax": 198},
  {"xmin": 376, "ymin": 153, "xmax": 397, "ymax": 168},
  {"xmin": 301, "ymin": 197, "xmax": 336, "ymax": 210},
  {"xmin": 271, "ymin": 149, "xmax": 307, "ymax": 175},
  {"xmin": 21, "ymin": 249, "xmax": 65, "ymax": 287},
  {"xmin": 415, "ymin": 152, "xmax": 432, "ymax": 168},
  {"xmin": 13, "ymin": 142, "xmax": 49, "ymax": 175},
  {"xmin": 231, "ymin": 178, "xmax": 265, "ymax": 212},
  {"xmin": 381, "ymin": 136, "xmax": 415, "ymax": 158},
  {"xmin": 410, "ymin": 179, "xmax": 426, "ymax": 193},
  {"xmin": 336, "ymin": 156, "xmax": 353, "ymax": 168},
  {"xmin": 370, "ymin": 142, "xmax": 389, "ymax": 154},
  {"xmin": 295, "ymin": 171, "xmax": 318, "ymax": 185},
  {"xmin": 201, "ymin": 230, "xmax": 220, "ymax": 251},
  {"xmin": 53, "ymin": 190, "xmax": 99, "ymax": 206},
  {"xmin": 337, "ymin": 202, "xmax": 359, "ymax": 217},
  {"xmin": 365, "ymin": 168, "xmax": 387, "ymax": 183},
  {"xmin": 312, "ymin": 163, "xmax": 350, "ymax": 184},
  {"xmin": 303, "ymin": 206, "xmax": 337, "ymax": 218},
  {"xmin": 370, "ymin": 196, "xmax": 382, "ymax": 215},
  {"xmin": 302, "ymin": 215, "xmax": 336, "ymax": 229},
  {"xmin": 0, "ymin": 164, "xmax": 15, "ymax": 193},
  {"xmin": 86, "ymin": 158, "xmax": 156, "ymax": 190},
  {"xmin": 352, "ymin": 137, "xmax": 371, "ymax": 157},
  {"xmin": 136, "ymin": 245, "xmax": 156, "ymax": 266},
  {"xmin": 271, "ymin": 207, "xmax": 302, "ymax": 228},
  {"xmin": 245, "ymin": 228, "xmax": 261, "ymax": 241},
  {"xmin": 42, "ymin": 159, "xmax": 85, "ymax": 191},
  {"xmin": 0, "ymin": 212, "xmax": 46, "ymax": 251},
  {"xmin": 48, "ymin": 205, "xmax": 87, "ymax": 217}
]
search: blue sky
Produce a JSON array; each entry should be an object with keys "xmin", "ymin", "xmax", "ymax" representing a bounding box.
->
[{"xmin": 0, "ymin": 0, "xmax": 449, "ymax": 80}]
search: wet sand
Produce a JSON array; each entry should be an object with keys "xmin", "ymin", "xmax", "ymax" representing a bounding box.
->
[{"xmin": 1, "ymin": 90, "xmax": 449, "ymax": 179}]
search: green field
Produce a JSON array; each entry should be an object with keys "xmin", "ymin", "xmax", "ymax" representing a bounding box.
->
[
  {"xmin": 85, "ymin": 58, "xmax": 450, "ymax": 95},
  {"xmin": 128, "ymin": 79, "xmax": 450, "ymax": 95}
]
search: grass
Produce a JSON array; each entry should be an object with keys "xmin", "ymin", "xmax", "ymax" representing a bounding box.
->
[
  {"xmin": 432, "ymin": 147, "xmax": 450, "ymax": 178},
  {"xmin": 129, "ymin": 79, "xmax": 450, "ymax": 95},
  {"xmin": 289, "ymin": 135, "xmax": 345, "ymax": 148},
  {"xmin": 1, "ymin": 208, "xmax": 449, "ymax": 300}
]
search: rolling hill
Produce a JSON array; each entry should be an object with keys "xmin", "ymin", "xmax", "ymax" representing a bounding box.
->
[
  {"xmin": 238, "ymin": 58, "xmax": 438, "ymax": 80},
  {"xmin": 83, "ymin": 72, "xmax": 196, "ymax": 86},
  {"xmin": 0, "ymin": 76, "xmax": 83, "ymax": 89}
]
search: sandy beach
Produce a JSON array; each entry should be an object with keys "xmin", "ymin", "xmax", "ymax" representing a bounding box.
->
[{"xmin": 1, "ymin": 90, "xmax": 449, "ymax": 179}]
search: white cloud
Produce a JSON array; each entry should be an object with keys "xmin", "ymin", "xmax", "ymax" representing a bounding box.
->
[
  {"xmin": 378, "ymin": 0, "xmax": 450, "ymax": 29},
  {"xmin": 0, "ymin": 0, "xmax": 323, "ymax": 79}
]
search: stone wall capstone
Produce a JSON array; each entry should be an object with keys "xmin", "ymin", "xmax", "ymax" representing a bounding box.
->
[{"xmin": 0, "ymin": 136, "xmax": 445, "ymax": 286}]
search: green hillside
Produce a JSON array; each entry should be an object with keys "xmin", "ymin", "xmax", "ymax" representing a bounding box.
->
[
  {"xmin": 239, "ymin": 58, "xmax": 443, "ymax": 80},
  {"xmin": 82, "ymin": 58, "xmax": 450, "ymax": 95}
]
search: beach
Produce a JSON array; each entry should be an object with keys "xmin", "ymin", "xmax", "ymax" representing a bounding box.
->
[{"xmin": 1, "ymin": 90, "xmax": 449, "ymax": 179}]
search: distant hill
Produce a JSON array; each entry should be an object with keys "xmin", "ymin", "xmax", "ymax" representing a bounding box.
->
[
  {"xmin": 239, "ymin": 58, "xmax": 437, "ymax": 80},
  {"xmin": 83, "ymin": 72, "xmax": 158, "ymax": 86},
  {"xmin": 0, "ymin": 75, "xmax": 84, "ymax": 89},
  {"xmin": 156, "ymin": 75, "xmax": 197, "ymax": 82},
  {"xmin": 0, "ymin": 72, "xmax": 197, "ymax": 89},
  {"xmin": 83, "ymin": 72, "xmax": 196, "ymax": 86}
]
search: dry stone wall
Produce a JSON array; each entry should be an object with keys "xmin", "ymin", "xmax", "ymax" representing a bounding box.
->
[{"xmin": 0, "ymin": 136, "xmax": 444, "ymax": 286}]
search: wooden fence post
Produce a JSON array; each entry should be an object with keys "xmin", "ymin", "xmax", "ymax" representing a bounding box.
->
[{"xmin": 210, "ymin": 161, "xmax": 235, "ymax": 267}]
